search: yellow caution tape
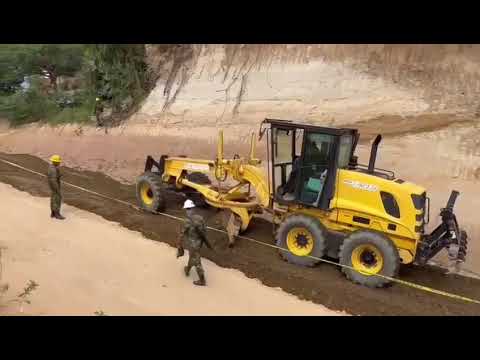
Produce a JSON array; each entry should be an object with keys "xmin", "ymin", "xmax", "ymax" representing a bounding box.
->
[{"xmin": 1, "ymin": 157, "xmax": 480, "ymax": 306}]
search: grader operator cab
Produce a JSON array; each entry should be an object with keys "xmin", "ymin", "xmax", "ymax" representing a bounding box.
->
[{"xmin": 136, "ymin": 118, "xmax": 468, "ymax": 288}]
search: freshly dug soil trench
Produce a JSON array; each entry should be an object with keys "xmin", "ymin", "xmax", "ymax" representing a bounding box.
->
[{"xmin": 1, "ymin": 152, "xmax": 479, "ymax": 316}]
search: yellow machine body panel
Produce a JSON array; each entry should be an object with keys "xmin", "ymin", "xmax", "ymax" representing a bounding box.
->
[
  {"xmin": 232, "ymin": 164, "xmax": 270, "ymax": 208},
  {"xmin": 161, "ymin": 156, "xmax": 261, "ymax": 232},
  {"xmin": 332, "ymin": 169, "xmax": 426, "ymax": 262},
  {"xmin": 163, "ymin": 157, "xmax": 214, "ymax": 179},
  {"xmin": 277, "ymin": 168, "xmax": 427, "ymax": 264},
  {"xmin": 335, "ymin": 170, "xmax": 425, "ymax": 235}
]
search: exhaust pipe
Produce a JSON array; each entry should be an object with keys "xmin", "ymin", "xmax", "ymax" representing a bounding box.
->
[{"xmin": 368, "ymin": 135, "xmax": 382, "ymax": 174}]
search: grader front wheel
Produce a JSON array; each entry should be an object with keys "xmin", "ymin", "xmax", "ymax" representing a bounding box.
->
[{"xmin": 136, "ymin": 172, "xmax": 165, "ymax": 212}]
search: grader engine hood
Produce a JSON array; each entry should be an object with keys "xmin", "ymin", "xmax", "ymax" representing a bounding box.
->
[
  {"xmin": 334, "ymin": 169, "xmax": 426, "ymax": 240},
  {"xmin": 334, "ymin": 169, "xmax": 468, "ymax": 266}
]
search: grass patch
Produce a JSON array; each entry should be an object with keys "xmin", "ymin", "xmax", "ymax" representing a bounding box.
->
[{"xmin": 0, "ymin": 87, "xmax": 95, "ymax": 127}]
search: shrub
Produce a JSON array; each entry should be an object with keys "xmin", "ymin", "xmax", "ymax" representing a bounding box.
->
[{"xmin": 0, "ymin": 87, "xmax": 58, "ymax": 126}]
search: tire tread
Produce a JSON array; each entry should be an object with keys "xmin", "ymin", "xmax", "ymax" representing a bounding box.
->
[
  {"xmin": 275, "ymin": 214, "xmax": 327, "ymax": 267},
  {"xmin": 136, "ymin": 172, "xmax": 165, "ymax": 212},
  {"xmin": 339, "ymin": 231, "xmax": 400, "ymax": 288}
]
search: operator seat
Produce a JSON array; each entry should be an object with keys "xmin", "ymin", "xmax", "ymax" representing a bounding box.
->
[{"xmin": 277, "ymin": 156, "xmax": 301, "ymax": 201}]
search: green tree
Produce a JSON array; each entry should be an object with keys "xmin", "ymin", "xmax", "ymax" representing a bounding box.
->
[
  {"xmin": 0, "ymin": 45, "xmax": 35, "ymax": 94},
  {"xmin": 90, "ymin": 44, "xmax": 148, "ymax": 112},
  {"xmin": 0, "ymin": 45, "xmax": 89, "ymax": 125},
  {"xmin": 20, "ymin": 44, "xmax": 85, "ymax": 89},
  {"xmin": 0, "ymin": 44, "xmax": 149, "ymax": 125},
  {"xmin": 0, "ymin": 44, "xmax": 85, "ymax": 91}
]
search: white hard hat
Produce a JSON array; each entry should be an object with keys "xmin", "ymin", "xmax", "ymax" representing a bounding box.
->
[{"xmin": 183, "ymin": 199, "xmax": 196, "ymax": 209}]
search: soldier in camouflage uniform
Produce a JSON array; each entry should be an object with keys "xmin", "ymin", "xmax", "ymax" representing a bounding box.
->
[
  {"xmin": 94, "ymin": 97, "xmax": 104, "ymax": 127},
  {"xmin": 47, "ymin": 155, "xmax": 65, "ymax": 220},
  {"xmin": 176, "ymin": 199, "xmax": 214, "ymax": 286}
]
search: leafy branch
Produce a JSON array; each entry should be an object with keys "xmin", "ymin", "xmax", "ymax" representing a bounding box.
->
[{"xmin": 9, "ymin": 280, "xmax": 39, "ymax": 313}]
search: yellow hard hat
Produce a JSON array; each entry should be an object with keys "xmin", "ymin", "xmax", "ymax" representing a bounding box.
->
[{"xmin": 50, "ymin": 155, "xmax": 61, "ymax": 163}]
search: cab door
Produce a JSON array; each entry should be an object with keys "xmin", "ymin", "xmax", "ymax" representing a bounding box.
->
[
  {"xmin": 295, "ymin": 131, "xmax": 339, "ymax": 210},
  {"xmin": 271, "ymin": 126, "xmax": 303, "ymax": 203}
]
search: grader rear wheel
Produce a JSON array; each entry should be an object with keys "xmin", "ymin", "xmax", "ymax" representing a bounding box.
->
[
  {"xmin": 275, "ymin": 214, "xmax": 327, "ymax": 267},
  {"xmin": 339, "ymin": 231, "xmax": 400, "ymax": 288},
  {"xmin": 136, "ymin": 172, "xmax": 165, "ymax": 212}
]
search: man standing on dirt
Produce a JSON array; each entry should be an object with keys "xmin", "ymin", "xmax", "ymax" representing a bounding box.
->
[
  {"xmin": 47, "ymin": 155, "xmax": 65, "ymax": 220},
  {"xmin": 94, "ymin": 97, "xmax": 104, "ymax": 127},
  {"xmin": 176, "ymin": 199, "xmax": 214, "ymax": 286}
]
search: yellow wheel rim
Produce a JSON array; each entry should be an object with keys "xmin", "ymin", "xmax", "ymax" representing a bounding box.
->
[
  {"xmin": 286, "ymin": 228, "xmax": 314, "ymax": 256},
  {"xmin": 140, "ymin": 182, "xmax": 154, "ymax": 206},
  {"xmin": 351, "ymin": 244, "xmax": 384, "ymax": 276}
]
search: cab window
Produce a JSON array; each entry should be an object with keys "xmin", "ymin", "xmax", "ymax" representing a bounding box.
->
[
  {"xmin": 338, "ymin": 135, "xmax": 353, "ymax": 169},
  {"xmin": 298, "ymin": 132, "xmax": 335, "ymax": 206}
]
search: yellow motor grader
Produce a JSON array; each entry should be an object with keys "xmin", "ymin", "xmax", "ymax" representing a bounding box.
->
[{"xmin": 136, "ymin": 118, "xmax": 468, "ymax": 287}]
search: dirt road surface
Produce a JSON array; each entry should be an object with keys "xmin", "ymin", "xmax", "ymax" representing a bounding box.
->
[
  {"xmin": 0, "ymin": 153, "xmax": 480, "ymax": 315},
  {"xmin": 0, "ymin": 182, "xmax": 344, "ymax": 316}
]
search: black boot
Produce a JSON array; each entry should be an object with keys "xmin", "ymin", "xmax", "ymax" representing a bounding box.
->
[
  {"xmin": 193, "ymin": 272, "xmax": 206, "ymax": 286},
  {"xmin": 184, "ymin": 266, "xmax": 190, "ymax": 277},
  {"xmin": 54, "ymin": 212, "xmax": 65, "ymax": 220},
  {"xmin": 51, "ymin": 210, "xmax": 55, "ymax": 218}
]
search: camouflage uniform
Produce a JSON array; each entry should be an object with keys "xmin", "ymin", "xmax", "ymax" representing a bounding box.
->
[
  {"xmin": 94, "ymin": 100, "xmax": 104, "ymax": 127},
  {"xmin": 47, "ymin": 163, "xmax": 63, "ymax": 218},
  {"xmin": 177, "ymin": 213, "xmax": 213, "ymax": 286}
]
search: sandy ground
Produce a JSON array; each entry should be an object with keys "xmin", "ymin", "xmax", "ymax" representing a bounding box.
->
[{"xmin": 0, "ymin": 182, "xmax": 345, "ymax": 316}]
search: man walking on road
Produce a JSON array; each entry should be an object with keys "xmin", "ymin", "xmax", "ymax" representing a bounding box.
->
[
  {"xmin": 47, "ymin": 155, "xmax": 65, "ymax": 220},
  {"xmin": 176, "ymin": 199, "xmax": 214, "ymax": 286}
]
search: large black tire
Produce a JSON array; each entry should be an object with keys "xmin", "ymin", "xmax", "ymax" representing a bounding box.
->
[
  {"xmin": 275, "ymin": 214, "xmax": 327, "ymax": 267},
  {"xmin": 136, "ymin": 172, "xmax": 165, "ymax": 212},
  {"xmin": 184, "ymin": 172, "xmax": 211, "ymax": 208},
  {"xmin": 339, "ymin": 231, "xmax": 400, "ymax": 288}
]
